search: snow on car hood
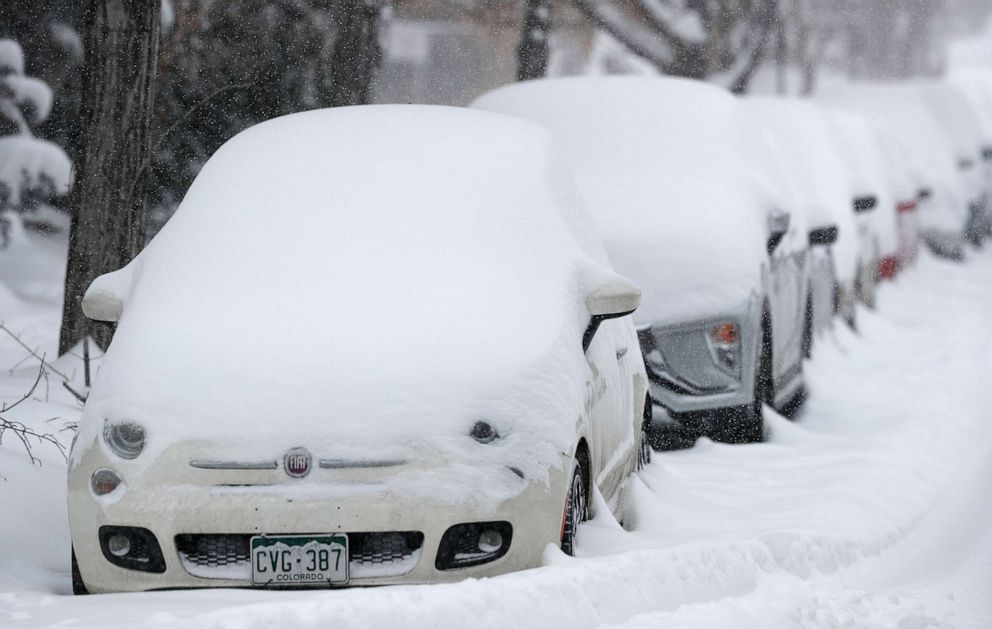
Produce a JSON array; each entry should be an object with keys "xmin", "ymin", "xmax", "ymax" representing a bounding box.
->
[
  {"xmin": 77, "ymin": 106, "xmax": 606, "ymax": 490},
  {"xmin": 473, "ymin": 77, "xmax": 782, "ymax": 327}
]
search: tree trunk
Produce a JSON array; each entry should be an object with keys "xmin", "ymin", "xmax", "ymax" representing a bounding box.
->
[
  {"xmin": 517, "ymin": 0, "xmax": 552, "ymax": 81},
  {"xmin": 729, "ymin": 0, "xmax": 778, "ymax": 94},
  {"xmin": 59, "ymin": 0, "xmax": 160, "ymax": 355},
  {"xmin": 326, "ymin": 0, "xmax": 383, "ymax": 107}
]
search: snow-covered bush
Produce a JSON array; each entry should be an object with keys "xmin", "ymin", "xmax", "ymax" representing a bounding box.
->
[{"xmin": 0, "ymin": 38, "xmax": 72, "ymax": 231}]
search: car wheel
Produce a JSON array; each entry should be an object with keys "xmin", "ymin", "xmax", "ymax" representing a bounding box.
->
[
  {"xmin": 802, "ymin": 297, "xmax": 813, "ymax": 359},
  {"xmin": 71, "ymin": 547, "xmax": 89, "ymax": 595},
  {"xmin": 637, "ymin": 429, "xmax": 652, "ymax": 470},
  {"xmin": 741, "ymin": 311, "xmax": 774, "ymax": 443},
  {"xmin": 560, "ymin": 452, "xmax": 589, "ymax": 556},
  {"xmin": 758, "ymin": 308, "xmax": 774, "ymax": 407},
  {"xmin": 638, "ymin": 395, "xmax": 652, "ymax": 469}
]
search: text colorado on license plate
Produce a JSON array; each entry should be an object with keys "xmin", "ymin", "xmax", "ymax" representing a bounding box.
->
[{"xmin": 250, "ymin": 534, "xmax": 348, "ymax": 585}]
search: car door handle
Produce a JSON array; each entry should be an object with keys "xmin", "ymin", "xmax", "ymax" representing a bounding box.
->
[{"xmin": 616, "ymin": 347, "xmax": 628, "ymax": 361}]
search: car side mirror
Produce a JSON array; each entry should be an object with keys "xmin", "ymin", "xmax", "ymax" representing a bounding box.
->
[
  {"xmin": 82, "ymin": 267, "xmax": 134, "ymax": 322},
  {"xmin": 767, "ymin": 212, "xmax": 790, "ymax": 255},
  {"xmin": 808, "ymin": 225, "xmax": 838, "ymax": 246},
  {"xmin": 583, "ymin": 274, "xmax": 641, "ymax": 352},
  {"xmin": 82, "ymin": 290, "xmax": 124, "ymax": 322},
  {"xmin": 853, "ymin": 196, "xmax": 877, "ymax": 213}
]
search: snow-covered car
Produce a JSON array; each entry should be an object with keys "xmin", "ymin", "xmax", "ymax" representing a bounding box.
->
[
  {"xmin": 745, "ymin": 98, "xmax": 859, "ymax": 330},
  {"xmin": 910, "ymin": 82, "xmax": 990, "ymax": 245},
  {"xmin": 823, "ymin": 109, "xmax": 898, "ymax": 309},
  {"xmin": 949, "ymin": 70, "xmax": 992, "ymax": 241},
  {"xmin": 827, "ymin": 85, "xmax": 970, "ymax": 260},
  {"xmin": 864, "ymin": 122, "xmax": 922, "ymax": 276},
  {"xmin": 819, "ymin": 88, "xmax": 937, "ymax": 267},
  {"xmin": 473, "ymin": 77, "xmax": 809, "ymax": 445},
  {"xmin": 67, "ymin": 106, "xmax": 651, "ymax": 593}
]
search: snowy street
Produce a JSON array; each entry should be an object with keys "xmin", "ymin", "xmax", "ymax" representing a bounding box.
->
[{"xmin": 2, "ymin": 243, "xmax": 990, "ymax": 628}]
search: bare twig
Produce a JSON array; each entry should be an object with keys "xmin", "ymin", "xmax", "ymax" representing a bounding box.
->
[
  {"xmin": 0, "ymin": 418, "xmax": 68, "ymax": 464},
  {"xmin": 1, "ymin": 360, "xmax": 44, "ymax": 413},
  {"xmin": 62, "ymin": 381, "xmax": 88, "ymax": 404},
  {"xmin": 0, "ymin": 323, "xmax": 70, "ymax": 380},
  {"xmin": 0, "ymin": 363, "xmax": 69, "ymax": 465}
]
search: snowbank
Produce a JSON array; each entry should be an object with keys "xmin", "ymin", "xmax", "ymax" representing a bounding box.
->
[{"xmin": 473, "ymin": 76, "xmax": 788, "ymax": 326}]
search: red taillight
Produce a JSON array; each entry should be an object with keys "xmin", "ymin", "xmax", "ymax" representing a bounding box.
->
[
  {"xmin": 879, "ymin": 256, "xmax": 899, "ymax": 280},
  {"xmin": 711, "ymin": 322, "xmax": 739, "ymax": 345},
  {"xmin": 897, "ymin": 200, "xmax": 918, "ymax": 213}
]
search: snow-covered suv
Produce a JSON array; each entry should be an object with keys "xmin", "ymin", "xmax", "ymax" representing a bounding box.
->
[
  {"xmin": 473, "ymin": 77, "xmax": 810, "ymax": 445},
  {"xmin": 67, "ymin": 106, "xmax": 650, "ymax": 593}
]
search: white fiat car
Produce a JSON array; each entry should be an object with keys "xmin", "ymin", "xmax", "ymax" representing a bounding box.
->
[{"xmin": 68, "ymin": 106, "xmax": 649, "ymax": 593}]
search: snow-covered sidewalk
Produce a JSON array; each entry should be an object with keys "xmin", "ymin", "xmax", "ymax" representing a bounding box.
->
[{"xmin": 2, "ymin": 246, "xmax": 991, "ymax": 628}]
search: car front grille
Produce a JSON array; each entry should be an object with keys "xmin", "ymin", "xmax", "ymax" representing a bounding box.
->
[
  {"xmin": 175, "ymin": 534, "xmax": 250, "ymax": 569},
  {"xmin": 175, "ymin": 531, "xmax": 424, "ymax": 581}
]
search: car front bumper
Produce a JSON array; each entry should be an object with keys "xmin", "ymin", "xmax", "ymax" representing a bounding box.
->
[
  {"xmin": 641, "ymin": 300, "xmax": 760, "ymax": 417},
  {"xmin": 68, "ymin": 438, "xmax": 568, "ymax": 593}
]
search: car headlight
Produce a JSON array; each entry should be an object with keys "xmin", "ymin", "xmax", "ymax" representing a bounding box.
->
[
  {"xmin": 640, "ymin": 321, "xmax": 743, "ymax": 395},
  {"xmin": 706, "ymin": 322, "xmax": 742, "ymax": 376},
  {"xmin": 103, "ymin": 420, "xmax": 146, "ymax": 459}
]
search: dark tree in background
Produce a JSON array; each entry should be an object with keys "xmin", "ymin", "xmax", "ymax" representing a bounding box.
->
[
  {"xmin": 148, "ymin": 0, "xmax": 384, "ymax": 233},
  {"xmin": 518, "ymin": 0, "xmax": 552, "ymax": 81},
  {"xmin": 0, "ymin": 1, "xmax": 83, "ymax": 190},
  {"xmin": 327, "ymin": 0, "xmax": 384, "ymax": 106},
  {"xmin": 572, "ymin": 0, "xmax": 778, "ymax": 92},
  {"xmin": 59, "ymin": 0, "xmax": 161, "ymax": 355}
]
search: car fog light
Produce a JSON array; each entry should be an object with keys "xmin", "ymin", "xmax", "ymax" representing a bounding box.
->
[
  {"xmin": 436, "ymin": 521, "xmax": 513, "ymax": 570},
  {"xmin": 98, "ymin": 526, "xmax": 166, "ymax": 573},
  {"xmin": 91, "ymin": 468, "xmax": 123, "ymax": 496},
  {"xmin": 107, "ymin": 534, "xmax": 131, "ymax": 557},
  {"xmin": 478, "ymin": 529, "xmax": 503, "ymax": 553}
]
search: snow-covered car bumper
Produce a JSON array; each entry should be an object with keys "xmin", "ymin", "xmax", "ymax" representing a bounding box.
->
[{"xmin": 68, "ymin": 438, "xmax": 568, "ymax": 593}]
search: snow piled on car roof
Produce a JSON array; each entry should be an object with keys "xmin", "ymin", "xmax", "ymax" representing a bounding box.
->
[
  {"xmin": 473, "ymin": 76, "xmax": 786, "ymax": 325},
  {"xmin": 76, "ymin": 105, "xmax": 611, "ymax": 500}
]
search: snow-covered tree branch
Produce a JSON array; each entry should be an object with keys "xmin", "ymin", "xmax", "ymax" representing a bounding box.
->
[{"xmin": 0, "ymin": 38, "xmax": 72, "ymax": 229}]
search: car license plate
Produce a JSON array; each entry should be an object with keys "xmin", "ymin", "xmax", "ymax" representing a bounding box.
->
[{"xmin": 250, "ymin": 534, "xmax": 348, "ymax": 586}]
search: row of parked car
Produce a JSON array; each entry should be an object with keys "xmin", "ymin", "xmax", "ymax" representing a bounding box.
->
[
  {"xmin": 475, "ymin": 75, "xmax": 992, "ymax": 447},
  {"xmin": 67, "ymin": 74, "xmax": 992, "ymax": 593}
]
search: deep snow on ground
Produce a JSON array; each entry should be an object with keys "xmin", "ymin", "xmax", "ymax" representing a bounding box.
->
[{"xmin": 1, "ymin": 232, "xmax": 992, "ymax": 628}]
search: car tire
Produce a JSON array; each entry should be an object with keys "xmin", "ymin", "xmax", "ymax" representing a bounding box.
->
[
  {"xmin": 637, "ymin": 428, "xmax": 652, "ymax": 470},
  {"xmin": 71, "ymin": 547, "xmax": 89, "ymax": 595},
  {"xmin": 638, "ymin": 395, "xmax": 652, "ymax": 469},
  {"xmin": 710, "ymin": 402, "xmax": 762, "ymax": 444},
  {"xmin": 802, "ymin": 296, "xmax": 814, "ymax": 359},
  {"xmin": 560, "ymin": 451, "xmax": 589, "ymax": 556},
  {"xmin": 743, "ymin": 310, "xmax": 774, "ymax": 443}
]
